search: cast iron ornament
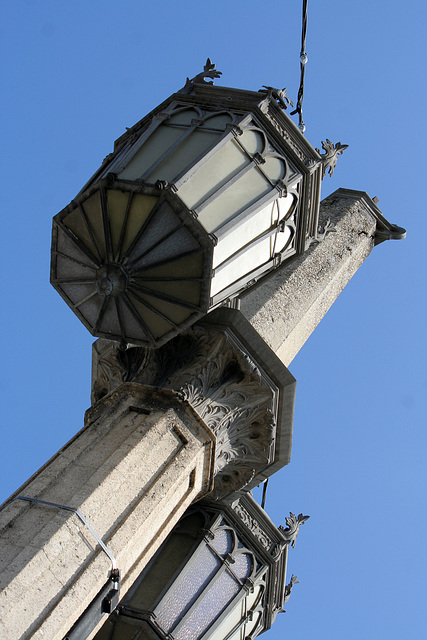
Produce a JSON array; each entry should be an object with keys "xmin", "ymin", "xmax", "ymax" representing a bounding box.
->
[
  {"xmin": 259, "ymin": 86, "xmax": 294, "ymax": 110},
  {"xmin": 186, "ymin": 58, "xmax": 222, "ymax": 86},
  {"xmin": 316, "ymin": 139, "xmax": 348, "ymax": 178},
  {"xmin": 279, "ymin": 512, "xmax": 310, "ymax": 548}
]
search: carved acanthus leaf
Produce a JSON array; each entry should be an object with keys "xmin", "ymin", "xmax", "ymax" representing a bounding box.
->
[{"xmin": 91, "ymin": 324, "xmax": 278, "ymax": 496}]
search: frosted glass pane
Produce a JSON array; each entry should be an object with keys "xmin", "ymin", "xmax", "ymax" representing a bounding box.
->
[
  {"xmin": 239, "ymin": 129, "xmax": 264, "ymax": 155},
  {"xmin": 246, "ymin": 584, "xmax": 263, "ymax": 611},
  {"xmin": 126, "ymin": 293, "xmax": 175, "ymax": 339},
  {"xmin": 231, "ymin": 553, "xmax": 252, "ymax": 580},
  {"xmin": 119, "ymin": 193, "xmax": 158, "ymax": 258},
  {"xmin": 245, "ymin": 611, "xmax": 262, "ymax": 637},
  {"xmin": 273, "ymin": 225, "xmax": 292, "ymax": 253},
  {"xmin": 81, "ymin": 190, "xmax": 106, "ymax": 261},
  {"xmin": 146, "ymin": 130, "xmax": 218, "ymax": 183},
  {"xmin": 262, "ymin": 156, "xmax": 286, "ymax": 182},
  {"xmin": 155, "ymin": 545, "xmax": 221, "ymax": 632},
  {"xmin": 168, "ymin": 108, "xmax": 200, "ymax": 125},
  {"xmin": 277, "ymin": 191, "xmax": 296, "ymax": 223},
  {"xmin": 62, "ymin": 206, "xmax": 99, "ymax": 260},
  {"xmin": 178, "ymin": 140, "xmax": 249, "ymax": 210},
  {"xmin": 201, "ymin": 113, "xmax": 233, "ymax": 130},
  {"xmin": 198, "ymin": 169, "xmax": 271, "ymax": 233},
  {"xmin": 273, "ymin": 193, "xmax": 295, "ymax": 253},
  {"xmin": 174, "ymin": 571, "xmax": 240, "ymax": 640},
  {"xmin": 119, "ymin": 126, "xmax": 183, "ymax": 181},
  {"xmin": 212, "ymin": 201, "xmax": 275, "ymax": 268},
  {"xmin": 107, "ymin": 189, "xmax": 130, "ymax": 257},
  {"xmin": 208, "ymin": 600, "xmax": 244, "ymax": 640},
  {"xmin": 210, "ymin": 528, "xmax": 233, "ymax": 556},
  {"xmin": 211, "ymin": 238, "xmax": 271, "ymax": 297},
  {"xmin": 128, "ymin": 524, "xmax": 201, "ymax": 611}
]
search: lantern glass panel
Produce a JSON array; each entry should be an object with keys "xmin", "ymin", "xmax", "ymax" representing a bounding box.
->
[
  {"xmin": 145, "ymin": 129, "xmax": 219, "ymax": 184},
  {"xmin": 62, "ymin": 207, "xmax": 98, "ymax": 260},
  {"xmin": 237, "ymin": 129, "xmax": 265, "ymax": 155},
  {"xmin": 81, "ymin": 190, "xmax": 106, "ymax": 260},
  {"xmin": 168, "ymin": 108, "xmax": 201, "ymax": 125},
  {"xmin": 209, "ymin": 601, "xmax": 244, "ymax": 640},
  {"xmin": 115, "ymin": 192, "xmax": 158, "ymax": 259},
  {"xmin": 209, "ymin": 584, "xmax": 263, "ymax": 640},
  {"xmin": 119, "ymin": 126, "xmax": 183, "ymax": 181},
  {"xmin": 106, "ymin": 189, "xmax": 131, "ymax": 256},
  {"xmin": 210, "ymin": 194, "xmax": 295, "ymax": 298},
  {"xmin": 245, "ymin": 611, "xmax": 262, "ymax": 637},
  {"xmin": 197, "ymin": 168, "xmax": 272, "ymax": 233},
  {"xmin": 201, "ymin": 113, "xmax": 233, "ymax": 129},
  {"xmin": 119, "ymin": 108, "xmax": 232, "ymax": 185},
  {"xmin": 128, "ymin": 511, "xmax": 204, "ymax": 611},
  {"xmin": 210, "ymin": 527, "xmax": 234, "ymax": 555},
  {"xmin": 174, "ymin": 571, "xmax": 241, "ymax": 640},
  {"xmin": 127, "ymin": 291, "xmax": 193, "ymax": 327},
  {"xmin": 262, "ymin": 156, "xmax": 287, "ymax": 182},
  {"xmin": 177, "ymin": 141, "xmax": 249, "ymax": 210},
  {"xmin": 155, "ymin": 544, "xmax": 221, "ymax": 632}
]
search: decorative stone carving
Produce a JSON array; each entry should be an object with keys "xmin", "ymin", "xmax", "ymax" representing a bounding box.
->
[
  {"xmin": 279, "ymin": 512, "xmax": 310, "ymax": 548},
  {"xmin": 315, "ymin": 139, "xmax": 348, "ymax": 178},
  {"xmin": 91, "ymin": 317, "xmax": 282, "ymax": 498}
]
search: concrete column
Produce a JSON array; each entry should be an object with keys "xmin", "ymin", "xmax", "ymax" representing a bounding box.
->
[
  {"xmin": 0, "ymin": 384, "xmax": 215, "ymax": 640},
  {"xmin": 238, "ymin": 189, "xmax": 400, "ymax": 366}
]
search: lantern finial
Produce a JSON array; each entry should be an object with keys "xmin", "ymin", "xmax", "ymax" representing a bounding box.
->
[{"xmin": 186, "ymin": 58, "xmax": 222, "ymax": 86}]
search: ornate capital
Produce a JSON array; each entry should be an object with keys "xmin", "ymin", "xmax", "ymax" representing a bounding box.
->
[{"xmin": 91, "ymin": 309, "xmax": 296, "ymax": 498}]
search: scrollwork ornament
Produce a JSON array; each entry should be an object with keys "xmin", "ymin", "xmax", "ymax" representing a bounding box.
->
[{"xmin": 233, "ymin": 502, "xmax": 272, "ymax": 550}]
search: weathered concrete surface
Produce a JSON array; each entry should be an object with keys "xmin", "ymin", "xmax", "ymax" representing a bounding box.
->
[
  {"xmin": 239, "ymin": 190, "xmax": 379, "ymax": 366},
  {"xmin": 0, "ymin": 384, "xmax": 215, "ymax": 640}
]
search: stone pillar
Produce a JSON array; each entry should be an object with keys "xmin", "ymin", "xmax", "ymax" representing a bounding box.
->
[
  {"xmin": 0, "ymin": 384, "xmax": 215, "ymax": 640},
  {"xmin": 0, "ymin": 188, "xmax": 404, "ymax": 640},
  {"xmin": 238, "ymin": 189, "xmax": 405, "ymax": 366}
]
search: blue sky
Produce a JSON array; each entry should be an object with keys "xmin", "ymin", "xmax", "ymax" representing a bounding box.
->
[{"xmin": 1, "ymin": 1, "xmax": 426, "ymax": 638}]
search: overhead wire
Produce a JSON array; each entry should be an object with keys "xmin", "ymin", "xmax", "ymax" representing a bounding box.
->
[{"xmin": 290, "ymin": 0, "xmax": 308, "ymax": 133}]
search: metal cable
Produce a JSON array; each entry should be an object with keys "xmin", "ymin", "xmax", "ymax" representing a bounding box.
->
[
  {"xmin": 290, "ymin": 0, "xmax": 308, "ymax": 133},
  {"xmin": 15, "ymin": 496, "xmax": 118, "ymax": 575}
]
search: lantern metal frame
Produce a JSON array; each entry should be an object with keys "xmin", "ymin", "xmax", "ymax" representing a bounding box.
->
[
  {"xmin": 51, "ymin": 179, "xmax": 215, "ymax": 347},
  {"xmin": 91, "ymin": 495, "xmax": 290, "ymax": 640},
  {"xmin": 52, "ymin": 82, "xmax": 323, "ymax": 348}
]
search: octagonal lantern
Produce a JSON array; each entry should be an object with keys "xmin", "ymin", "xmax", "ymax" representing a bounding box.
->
[{"xmin": 51, "ymin": 80, "xmax": 323, "ymax": 348}]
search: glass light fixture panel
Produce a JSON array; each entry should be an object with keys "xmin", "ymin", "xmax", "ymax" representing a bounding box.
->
[
  {"xmin": 174, "ymin": 571, "xmax": 241, "ymax": 640},
  {"xmin": 155, "ymin": 545, "xmax": 221, "ymax": 632}
]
